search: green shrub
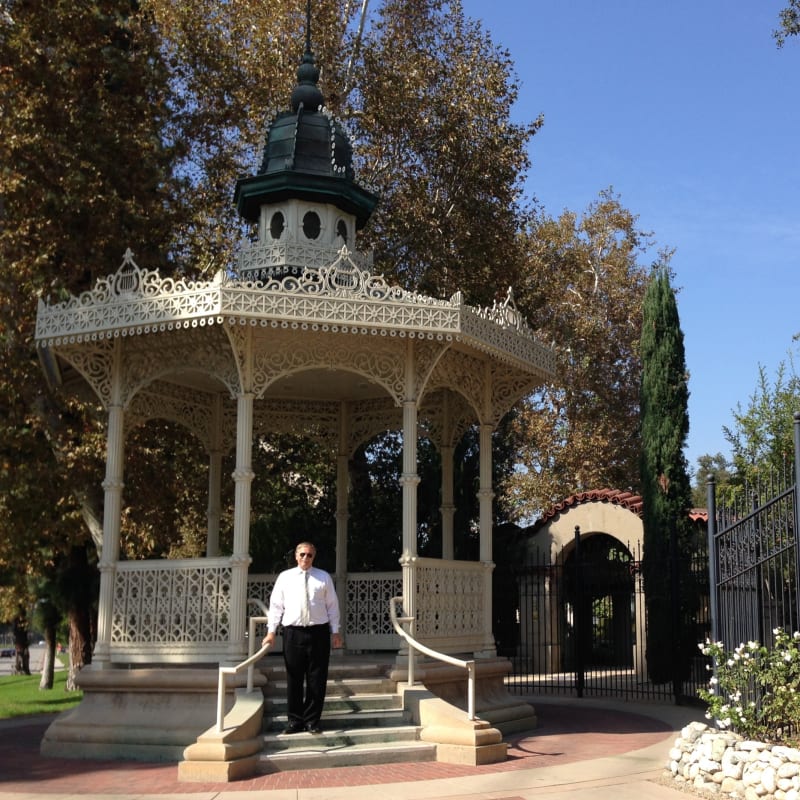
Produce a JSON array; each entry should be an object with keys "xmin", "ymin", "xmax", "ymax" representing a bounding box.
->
[{"xmin": 699, "ymin": 628, "xmax": 800, "ymax": 744}]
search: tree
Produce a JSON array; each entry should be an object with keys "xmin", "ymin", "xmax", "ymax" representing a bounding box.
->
[
  {"xmin": 353, "ymin": 0, "xmax": 541, "ymax": 303},
  {"xmin": 775, "ymin": 1, "xmax": 800, "ymax": 47},
  {"xmin": 691, "ymin": 452, "xmax": 733, "ymax": 509},
  {"xmin": 723, "ymin": 357, "xmax": 800, "ymax": 492},
  {"xmin": 0, "ymin": 0, "xmax": 184, "ymax": 673},
  {"xmin": 507, "ymin": 190, "xmax": 651, "ymax": 520},
  {"xmin": 639, "ymin": 266, "xmax": 694, "ymax": 687}
]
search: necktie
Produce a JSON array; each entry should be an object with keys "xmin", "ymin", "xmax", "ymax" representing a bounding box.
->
[{"xmin": 301, "ymin": 570, "xmax": 311, "ymax": 626}]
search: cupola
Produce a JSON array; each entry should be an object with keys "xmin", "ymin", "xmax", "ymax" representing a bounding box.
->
[{"xmin": 233, "ymin": 5, "xmax": 377, "ymax": 281}]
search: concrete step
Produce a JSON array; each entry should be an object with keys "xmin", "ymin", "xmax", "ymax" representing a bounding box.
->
[
  {"xmin": 264, "ymin": 706, "xmax": 409, "ymax": 732},
  {"xmin": 264, "ymin": 676, "xmax": 397, "ymax": 697},
  {"xmin": 254, "ymin": 655, "xmax": 433, "ymax": 773},
  {"xmin": 265, "ymin": 692, "xmax": 403, "ymax": 715},
  {"xmin": 264, "ymin": 724, "xmax": 422, "ymax": 751},
  {"xmin": 257, "ymin": 738, "xmax": 437, "ymax": 773}
]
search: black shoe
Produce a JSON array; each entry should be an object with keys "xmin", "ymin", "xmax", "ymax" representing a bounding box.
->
[
  {"xmin": 281, "ymin": 724, "xmax": 305, "ymax": 735},
  {"xmin": 306, "ymin": 724, "xmax": 323, "ymax": 734}
]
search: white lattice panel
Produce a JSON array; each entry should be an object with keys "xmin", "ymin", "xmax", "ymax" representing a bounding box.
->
[
  {"xmin": 346, "ymin": 573, "xmax": 403, "ymax": 637},
  {"xmin": 247, "ymin": 575, "xmax": 277, "ymax": 610},
  {"xmin": 249, "ymin": 572, "xmax": 401, "ymax": 650},
  {"xmin": 111, "ymin": 559, "xmax": 232, "ymax": 645},
  {"xmin": 415, "ymin": 561, "xmax": 484, "ymax": 639}
]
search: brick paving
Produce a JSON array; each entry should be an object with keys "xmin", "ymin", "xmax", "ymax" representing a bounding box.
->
[{"xmin": 0, "ymin": 703, "xmax": 673, "ymax": 795}]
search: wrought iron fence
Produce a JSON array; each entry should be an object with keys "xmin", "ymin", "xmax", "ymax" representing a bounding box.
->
[
  {"xmin": 707, "ymin": 415, "xmax": 800, "ymax": 651},
  {"xmin": 495, "ymin": 534, "xmax": 710, "ymax": 704}
]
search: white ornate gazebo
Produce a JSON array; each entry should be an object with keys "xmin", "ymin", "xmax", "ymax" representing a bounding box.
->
[{"xmin": 35, "ymin": 34, "xmax": 556, "ymax": 762}]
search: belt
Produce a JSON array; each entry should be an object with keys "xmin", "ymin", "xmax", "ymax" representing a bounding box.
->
[{"xmin": 284, "ymin": 622, "xmax": 330, "ymax": 630}]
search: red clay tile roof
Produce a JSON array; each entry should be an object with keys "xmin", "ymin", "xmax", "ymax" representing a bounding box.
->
[
  {"xmin": 530, "ymin": 488, "xmax": 708, "ymax": 533},
  {"xmin": 689, "ymin": 508, "xmax": 709, "ymax": 522}
]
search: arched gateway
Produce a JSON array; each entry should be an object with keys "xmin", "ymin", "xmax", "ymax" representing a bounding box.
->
[{"xmin": 34, "ymin": 27, "xmax": 555, "ymax": 771}]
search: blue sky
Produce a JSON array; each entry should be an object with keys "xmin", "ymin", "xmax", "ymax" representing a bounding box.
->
[{"xmin": 460, "ymin": 0, "xmax": 800, "ymax": 474}]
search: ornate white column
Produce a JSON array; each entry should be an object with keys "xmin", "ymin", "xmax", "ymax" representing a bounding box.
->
[
  {"xmin": 94, "ymin": 343, "xmax": 125, "ymax": 667},
  {"xmin": 335, "ymin": 401, "xmax": 350, "ymax": 643},
  {"xmin": 206, "ymin": 393, "xmax": 223, "ymax": 557},
  {"xmin": 440, "ymin": 445, "xmax": 455, "ymax": 560},
  {"xmin": 477, "ymin": 362, "xmax": 496, "ymax": 657},
  {"xmin": 440, "ymin": 392, "xmax": 455, "ymax": 560},
  {"xmin": 400, "ymin": 341, "xmax": 420, "ymax": 646},
  {"xmin": 228, "ymin": 390, "xmax": 254, "ymax": 661}
]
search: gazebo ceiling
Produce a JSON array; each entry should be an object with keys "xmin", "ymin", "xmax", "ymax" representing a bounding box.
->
[{"xmin": 267, "ymin": 370, "xmax": 384, "ymax": 403}]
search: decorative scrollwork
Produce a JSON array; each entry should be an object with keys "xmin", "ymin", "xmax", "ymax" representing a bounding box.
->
[{"xmin": 111, "ymin": 561, "xmax": 232, "ymax": 644}]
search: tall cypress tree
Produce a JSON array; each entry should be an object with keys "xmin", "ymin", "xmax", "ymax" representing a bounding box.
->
[{"xmin": 639, "ymin": 266, "xmax": 694, "ymax": 687}]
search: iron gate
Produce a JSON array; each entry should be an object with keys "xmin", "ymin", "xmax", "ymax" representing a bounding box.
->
[
  {"xmin": 494, "ymin": 532, "xmax": 710, "ymax": 703},
  {"xmin": 707, "ymin": 415, "xmax": 800, "ymax": 651}
]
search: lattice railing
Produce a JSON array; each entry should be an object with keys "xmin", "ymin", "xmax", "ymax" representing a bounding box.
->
[
  {"xmin": 247, "ymin": 571, "xmax": 402, "ymax": 650},
  {"xmin": 414, "ymin": 558, "xmax": 485, "ymax": 640},
  {"xmin": 110, "ymin": 557, "xmax": 233, "ymax": 662},
  {"xmin": 109, "ymin": 561, "xmax": 485, "ymax": 661}
]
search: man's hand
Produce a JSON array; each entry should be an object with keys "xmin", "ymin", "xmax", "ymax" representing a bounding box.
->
[
  {"xmin": 262, "ymin": 631, "xmax": 276, "ymax": 648},
  {"xmin": 332, "ymin": 632, "xmax": 343, "ymax": 649}
]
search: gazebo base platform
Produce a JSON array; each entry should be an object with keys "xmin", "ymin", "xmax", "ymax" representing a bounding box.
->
[
  {"xmin": 391, "ymin": 655, "xmax": 538, "ymax": 735},
  {"xmin": 40, "ymin": 666, "xmax": 263, "ymax": 762}
]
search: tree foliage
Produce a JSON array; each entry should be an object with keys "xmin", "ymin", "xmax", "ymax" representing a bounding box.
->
[
  {"xmin": 0, "ymin": 0, "xmax": 184, "ymax": 663},
  {"xmin": 353, "ymin": 0, "xmax": 541, "ymax": 303},
  {"xmin": 690, "ymin": 452, "xmax": 733, "ymax": 509},
  {"xmin": 507, "ymin": 190, "xmax": 651, "ymax": 520},
  {"xmin": 721, "ymin": 354, "xmax": 800, "ymax": 498},
  {"xmin": 775, "ymin": 0, "xmax": 800, "ymax": 47},
  {"xmin": 639, "ymin": 266, "xmax": 694, "ymax": 686}
]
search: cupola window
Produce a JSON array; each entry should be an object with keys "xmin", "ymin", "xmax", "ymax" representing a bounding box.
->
[
  {"xmin": 336, "ymin": 219, "xmax": 348, "ymax": 244},
  {"xmin": 302, "ymin": 211, "xmax": 321, "ymax": 240},
  {"xmin": 269, "ymin": 212, "xmax": 285, "ymax": 240}
]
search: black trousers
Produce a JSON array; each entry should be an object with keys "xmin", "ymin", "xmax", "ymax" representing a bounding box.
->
[{"xmin": 282, "ymin": 623, "xmax": 331, "ymax": 728}]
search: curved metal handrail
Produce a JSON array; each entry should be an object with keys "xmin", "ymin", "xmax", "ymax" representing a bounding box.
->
[
  {"xmin": 389, "ymin": 595, "xmax": 476, "ymax": 720},
  {"xmin": 216, "ymin": 599, "xmax": 272, "ymax": 732}
]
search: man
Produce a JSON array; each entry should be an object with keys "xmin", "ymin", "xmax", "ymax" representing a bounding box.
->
[{"xmin": 263, "ymin": 541, "xmax": 342, "ymax": 734}]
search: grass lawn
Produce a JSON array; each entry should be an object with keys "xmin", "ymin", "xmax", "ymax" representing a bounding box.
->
[{"xmin": 0, "ymin": 661, "xmax": 82, "ymax": 719}]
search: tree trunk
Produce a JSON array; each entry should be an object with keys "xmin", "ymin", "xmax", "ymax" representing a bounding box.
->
[
  {"xmin": 63, "ymin": 544, "xmax": 96, "ymax": 692},
  {"xmin": 38, "ymin": 620, "xmax": 57, "ymax": 690},
  {"xmin": 12, "ymin": 615, "xmax": 30, "ymax": 676}
]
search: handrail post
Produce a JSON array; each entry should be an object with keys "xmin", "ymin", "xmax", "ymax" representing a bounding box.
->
[
  {"xmin": 408, "ymin": 611, "xmax": 415, "ymax": 687},
  {"xmin": 466, "ymin": 661, "xmax": 476, "ymax": 720},
  {"xmin": 216, "ymin": 672, "xmax": 228, "ymax": 732}
]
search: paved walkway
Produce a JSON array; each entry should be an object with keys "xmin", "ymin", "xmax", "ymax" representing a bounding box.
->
[{"xmin": 0, "ymin": 696, "xmax": 701, "ymax": 800}]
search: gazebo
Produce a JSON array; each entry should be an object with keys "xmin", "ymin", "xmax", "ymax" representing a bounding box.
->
[{"xmin": 34, "ymin": 31, "xmax": 556, "ymax": 767}]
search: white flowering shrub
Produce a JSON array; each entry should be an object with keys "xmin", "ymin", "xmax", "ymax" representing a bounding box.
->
[{"xmin": 698, "ymin": 629, "xmax": 800, "ymax": 744}]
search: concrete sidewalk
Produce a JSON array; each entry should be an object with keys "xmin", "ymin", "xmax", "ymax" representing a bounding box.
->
[{"xmin": 0, "ymin": 696, "xmax": 700, "ymax": 800}]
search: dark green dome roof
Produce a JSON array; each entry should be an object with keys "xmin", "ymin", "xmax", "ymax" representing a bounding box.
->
[{"xmin": 234, "ymin": 43, "xmax": 377, "ymax": 229}]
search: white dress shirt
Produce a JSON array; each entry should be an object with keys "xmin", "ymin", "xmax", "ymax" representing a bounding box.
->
[{"xmin": 267, "ymin": 566, "xmax": 341, "ymax": 633}]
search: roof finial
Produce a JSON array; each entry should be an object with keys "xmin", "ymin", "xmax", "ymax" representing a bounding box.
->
[
  {"xmin": 305, "ymin": 0, "xmax": 312, "ymax": 57},
  {"xmin": 291, "ymin": 0, "xmax": 324, "ymax": 112}
]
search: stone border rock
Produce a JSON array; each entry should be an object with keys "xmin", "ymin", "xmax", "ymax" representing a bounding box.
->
[{"xmin": 666, "ymin": 721, "xmax": 800, "ymax": 799}]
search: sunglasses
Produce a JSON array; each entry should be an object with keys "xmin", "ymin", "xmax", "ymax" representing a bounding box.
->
[{"xmin": 297, "ymin": 552, "xmax": 314, "ymax": 558}]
